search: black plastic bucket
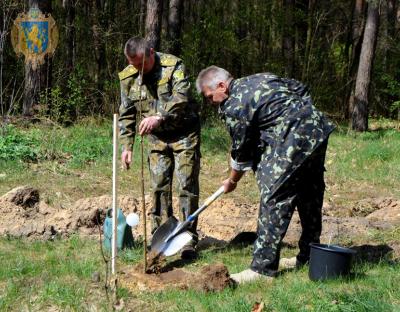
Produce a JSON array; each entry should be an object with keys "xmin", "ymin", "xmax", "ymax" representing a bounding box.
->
[{"xmin": 309, "ymin": 243, "xmax": 357, "ymax": 281}]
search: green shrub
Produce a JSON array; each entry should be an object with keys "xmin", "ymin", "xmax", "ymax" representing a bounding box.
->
[
  {"xmin": 40, "ymin": 66, "xmax": 89, "ymax": 125},
  {"xmin": 0, "ymin": 125, "xmax": 39, "ymax": 161}
]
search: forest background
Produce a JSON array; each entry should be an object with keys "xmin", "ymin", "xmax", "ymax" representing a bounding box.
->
[{"xmin": 0, "ymin": 0, "xmax": 399, "ymax": 130}]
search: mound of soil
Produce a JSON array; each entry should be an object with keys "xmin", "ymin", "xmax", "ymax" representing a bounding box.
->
[
  {"xmin": 3, "ymin": 186, "xmax": 39, "ymax": 208},
  {"xmin": 0, "ymin": 186, "xmax": 399, "ymax": 247},
  {"xmin": 366, "ymin": 198, "xmax": 400, "ymax": 224},
  {"xmin": 119, "ymin": 263, "xmax": 233, "ymax": 292}
]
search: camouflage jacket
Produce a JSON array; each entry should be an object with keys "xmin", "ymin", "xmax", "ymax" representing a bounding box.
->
[
  {"xmin": 118, "ymin": 52, "xmax": 199, "ymax": 150},
  {"xmin": 219, "ymin": 73, "xmax": 335, "ymax": 195}
]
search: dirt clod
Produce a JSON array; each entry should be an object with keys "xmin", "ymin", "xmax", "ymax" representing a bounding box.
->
[
  {"xmin": 3, "ymin": 186, "xmax": 39, "ymax": 208},
  {"xmin": 194, "ymin": 263, "xmax": 233, "ymax": 292},
  {"xmin": 145, "ymin": 252, "xmax": 166, "ymax": 274}
]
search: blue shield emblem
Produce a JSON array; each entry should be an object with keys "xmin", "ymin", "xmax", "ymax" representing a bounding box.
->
[
  {"xmin": 20, "ymin": 21, "xmax": 49, "ymax": 54},
  {"xmin": 11, "ymin": 8, "xmax": 58, "ymax": 69}
]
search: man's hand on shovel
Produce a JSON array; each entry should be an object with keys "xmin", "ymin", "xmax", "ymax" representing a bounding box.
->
[
  {"xmin": 222, "ymin": 178, "xmax": 237, "ymax": 193},
  {"xmin": 222, "ymin": 168, "xmax": 245, "ymax": 193}
]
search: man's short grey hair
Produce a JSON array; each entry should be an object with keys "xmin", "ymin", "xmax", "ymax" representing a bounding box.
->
[
  {"xmin": 124, "ymin": 37, "xmax": 152, "ymax": 58},
  {"xmin": 196, "ymin": 66, "xmax": 232, "ymax": 94}
]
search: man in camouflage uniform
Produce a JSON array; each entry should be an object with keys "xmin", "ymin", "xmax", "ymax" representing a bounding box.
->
[
  {"xmin": 119, "ymin": 37, "xmax": 200, "ymax": 258},
  {"xmin": 196, "ymin": 66, "xmax": 335, "ymax": 283}
]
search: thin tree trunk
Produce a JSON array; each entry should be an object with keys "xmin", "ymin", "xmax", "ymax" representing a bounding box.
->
[
  {"xmin": 282, "ymin": 0, "xmax": 295, "ymax": 77},
  {"xmin": 161, "ymin": 0, "xmax": 168, "ymax": 48},
  {"xmin": 63, "ymin": 0, "xmax": 75, "ymax": 73},
  {"xmin": 145, "ymin": 0, "xmax": 162, "ymax": 50},
  {"xmin": 302, "ymin": 0, "xmax": 316, "ymax": 81},
  {"xmin": 90, "ymin": 0, "xmax": 107, "ymax": 108},
  {"xmin": 270, "ymin": 0, "xmax": 281, "ymax": 65},
  {"xmin": 346, "ymin": 0, "xmax": 366, "ymax": 119},
  {"xmin": 381, "ymin": 0, "xmax": 389, "ymax": 71},
  {"xmin": 23, "ymin": 0, "xmax": 52, "ymax": 116},
  {"xmin": 386, "ymin": 0, "xmax": 397, "ymax": 70},
  {"xmin": 351, "ymin": 2, "xmax": 380, "ymax": 132},
  {"xmin": 167, "ymin": 0, "xmax": 183, "ymax": 56},
  {"xmin": 139, "ymin": 0, "xmax": 147, "ymax": 36},
  {"xmin": 0, "ymin": 1, "xmax": 11, "ymax": 119}
]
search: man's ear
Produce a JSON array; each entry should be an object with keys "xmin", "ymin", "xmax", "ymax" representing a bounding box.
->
[
  {"xmin": 218, "ymin": 81, "xmax": 227, "ymax": 91},
  {"xmin": 149, "ymin": 48, "xmax": 155, "ymax": 56}
]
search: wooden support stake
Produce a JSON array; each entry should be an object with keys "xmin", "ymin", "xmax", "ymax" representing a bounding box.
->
[
  {"xmin": 138, "ymin": 54, "xmax": 147, "ymax": 273},
  {"xmin": 111, "ymin": 113, "xmax": 118, "ymax": 275},
  {"xmin": 140, "ymin": 136, "xmax": 147, "ymax": 272}
]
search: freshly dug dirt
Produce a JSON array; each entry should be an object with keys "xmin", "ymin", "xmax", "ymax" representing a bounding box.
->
[
  {"xmin": 145, "ymin": 252, "xmax": 166, "ymax": 274},
  {"xmin": 366, "ymin": 198, "xmax": 400, "ymax": 224},
  {"xmin": 119, "ymin": 262, "xmax": 233, "ymax": 292},
  {"xmin": 3, "ymin": 186, "xmax": 39, "ymax": 208},
  {"xmin": 0, "ymin": 186, "xmax": 399, "ymax": 247},
  {"xmin": 195, "ymin": 263, "xmax": 233, "ymax": 292}
]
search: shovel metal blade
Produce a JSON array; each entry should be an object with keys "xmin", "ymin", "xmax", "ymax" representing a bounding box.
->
[
  {"xmin": 150, "ymin": 216, "xmax": 179, "ymax": 255},
  {"xmin": 163, "ymin": 231, "xmax": 193, "ymax": 256}
]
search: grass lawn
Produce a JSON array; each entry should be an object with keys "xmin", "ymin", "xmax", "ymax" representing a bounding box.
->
[
  {"xmin": 0, "ymin": 234, "xmax": 399, "ymax": 311},
  {"xmin": 0, "ymin": 118, "xmax": 399, "ymax": 311}
]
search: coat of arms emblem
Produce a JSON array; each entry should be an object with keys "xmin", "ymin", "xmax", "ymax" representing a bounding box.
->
[{"xmin": 11, "ymin": 7, "xmax": 58, "ymax": 69}]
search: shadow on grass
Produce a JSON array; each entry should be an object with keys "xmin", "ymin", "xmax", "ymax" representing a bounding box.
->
[
  {"xmin": 197, "ymin": 232, "xmax": 298, "ymax": 255},
  {"xmin": 197, "ymin": 232, "xmax": 257, "ymax": 252},
  {"xmin": 351, "ymin": 244, "xmax": 394, "ymax": 264}
]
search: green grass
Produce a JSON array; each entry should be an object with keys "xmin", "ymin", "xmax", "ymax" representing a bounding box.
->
[
  {"xmin": 0, "ymin": 235, "xmax": 399, "ymax": 311},
  {"xmin": 1, "ymin": 117, "xmax": 400, "ymax": 206},
  {"xmin": 0, "ymin": 236, "xmax": 109, "ymax": 311},
  {"xmin": 0, "ymin": 118, "xmax": 400, "ymax": 310}
]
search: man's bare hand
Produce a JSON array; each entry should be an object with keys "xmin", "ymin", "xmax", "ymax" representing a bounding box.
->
[
  {"xmin": 138, "ymin": 116, "xmax": 162, "ymax": 135},
  {"xmin": 222, "ymin": 178, "xmax": 237, "ymax": 193},
  {"xmin": 121, "ymin": 150, "xmax": 132, "ymax": 170}
]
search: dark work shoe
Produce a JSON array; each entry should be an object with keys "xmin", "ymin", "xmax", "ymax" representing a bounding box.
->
[{"xmin": 180, "ymin": 245, "xmax": 198, "ymax": 260}]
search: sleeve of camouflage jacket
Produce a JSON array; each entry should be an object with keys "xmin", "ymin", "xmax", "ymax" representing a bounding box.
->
[
  {"xmin": 228, "ymin": 115, "xmax": 256, "ymax": 172},
  {"xmin": 118, "ymin": 84, "xmax": 137, "ymax": 151},
  {"xmin": 159, "ymin": 62, "xmax": 191, "ymax": 125}
]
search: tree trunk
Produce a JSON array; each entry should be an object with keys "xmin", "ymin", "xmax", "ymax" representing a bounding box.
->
[
  {"xmin": 270, "ymin": 0, "xmax": 281, "ymax": 67},
  {"xmin": 161, "ymin": 0, "xmax": 168, "ymax": 49},
  {"xmin": 23, "ymin": 0, "xmax": 52, "ymax": 116},
  {"xmin": 346, "ymin": 0, "xmax": 366, "ymax": 119},
  {"xmin": 351, "ymin": 2, "xmax": 380, "ymax": 132},
  {"xmin": 167, "ymin": 0, "xmax": 183, "ymax": 56},
  {"xmin": 139, "ymin": 0, "xmax": 147, "ymax": 36},
  {"xmin": 63, "ymin": 0, "xmax": 75, "ymax": 73},
  {"xmin": 145, "ymin": 0, "xmax": 162, "ymax": 50},
  {"xmin": 282, "ymin": 0, "xmax": 295, "ymax": 77},
  {"xmin": 301, "ymin": 0, "xmax": 316, "ymax": 81},
  {"xmin": 386, "ymin": 0, "xmax": 397, "ymax": 70},
  {"xmin": 90, "ymin": 0, "xmax": 107, "ymax": 109}
]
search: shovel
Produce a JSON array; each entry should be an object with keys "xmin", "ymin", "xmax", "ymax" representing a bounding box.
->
[{"xmin": 150, "ymin": 186, "xmax": 225, "ymax": 257}]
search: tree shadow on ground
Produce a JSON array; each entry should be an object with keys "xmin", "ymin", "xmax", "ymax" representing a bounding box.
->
[
  {"xmin": 196, "ymin": 232, "xmax": 256, "ymax": 254},
  {"xmin": 351, "ymin": 244, "xmax": 395, "ymax": 264},
  {"xmin": 197, "ymin": 232, "xmax": 296, "ymax": 253},
  {"xmin": 278, "ymin": 243, "xmax": 397, "ymax": 281}
]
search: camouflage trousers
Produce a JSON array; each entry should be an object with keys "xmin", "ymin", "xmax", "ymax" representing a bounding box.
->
[
  {"xmin": 251, "ymin": 140, "xmax": 328, "ymax": 276},
  {"xmin": 147, "ymin": 131, "xmax": 200, "ymax": 244}
]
